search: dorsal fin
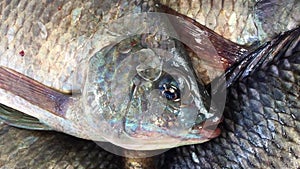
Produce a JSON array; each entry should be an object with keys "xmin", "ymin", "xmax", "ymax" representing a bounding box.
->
[
  {"xmin": 224, "ymin": 26, "xmax": 300, "ymax": 87},
  {"xmin": 0, "ymin": 104, "xmax": 52, "ymax": 130},
  {"xmin": 155, "ymin": 3, "xmax": 250, "ymax": 70}
]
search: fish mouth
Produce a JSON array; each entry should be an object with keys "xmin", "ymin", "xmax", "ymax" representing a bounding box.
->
[
  {"xmin": 109, "ymin": 114, "xmax": 222, "ymax": 150},
  {"xmin": 188, "ymin": 116, "xmax": 222, "ymax": 139}
]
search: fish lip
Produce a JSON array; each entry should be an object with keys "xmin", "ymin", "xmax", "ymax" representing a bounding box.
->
[
  {"xmin": 117, "ymin": 122, "xmax": 222, "ymax": 150},
  {"xmin": 121, "ymin": 115, "xmax": 222, "ymax": 143},
  {"xmin": 189, "ymin": 116, "xmax": 223, "ymax": 138}
]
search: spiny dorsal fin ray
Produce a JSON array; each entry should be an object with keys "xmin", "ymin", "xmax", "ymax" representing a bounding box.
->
[{"xmin": 224, "ymin": 26, "xmax": 300, "ymax": 87}]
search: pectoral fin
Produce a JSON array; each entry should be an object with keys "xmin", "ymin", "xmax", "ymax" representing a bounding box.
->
[
  {"xmin": 0, "ymin": 104, "xmax": 52, "ymax": 130},
  {"xmin": 0, "ymin": 66, "xmax": 71, "ymax": 118},
  {"xmin": 0, "ymin": 66, "xmax": 75, "ymax": 131}
]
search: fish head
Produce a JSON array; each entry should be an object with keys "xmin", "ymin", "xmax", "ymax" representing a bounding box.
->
[{"xmin": 81, "ymin": 34, "xmax": 224, "ymax": 150}]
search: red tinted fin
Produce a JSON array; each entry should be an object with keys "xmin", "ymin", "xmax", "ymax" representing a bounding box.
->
[{"xmin": 155, "ymin": 3, "xmax": 250, "ymax": 70}]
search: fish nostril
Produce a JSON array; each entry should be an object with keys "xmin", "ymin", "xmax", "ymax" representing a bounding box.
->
[
  {"xmin": 135, "ymin": 49, "xmax": 163, "ymax": 82},
  {"xmin": 136, "ymin": 67, "xmax": 162, "ymax": 81}
]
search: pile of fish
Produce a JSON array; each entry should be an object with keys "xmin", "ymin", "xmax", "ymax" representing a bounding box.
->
[{"xmin": 0, "ymin": 0, "xmax": 299, "ymax": 168}]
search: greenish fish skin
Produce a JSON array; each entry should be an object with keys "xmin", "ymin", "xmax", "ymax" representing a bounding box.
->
[
  {"xmin": 0, "ymin": 0, "xmax": 158, "ymax": 168},
  {"xmin": 0, "ymin": 122, "xmax": 124, "ymax": 169}
]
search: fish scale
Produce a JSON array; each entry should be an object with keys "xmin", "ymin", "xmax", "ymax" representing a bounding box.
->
[
  {"xmin": 159, "ymin": 0, "xmax": 300, "ymax": 45},
  {"xmin": 160, "ymin": 0, "xmax": 257, "ymax": 44},
  {"xmin": 0, "ymin": 123, "xmax": 124, "ymax": 169},
  {"xmin": 0, "ymin": 0, "xmax": 148, "ymax": 92},
  {"xmin": 161, "ymin": 28, "xmax": 300, "ymax": 169}
]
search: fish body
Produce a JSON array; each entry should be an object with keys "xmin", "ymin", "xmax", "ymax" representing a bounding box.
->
[
  {"xmin": 161, "ymin": 26, "xmax": 300, "ymax": 169},
  {"xmin": 0, "ymin": 122, "xmax": 124, "ymax": 169},
  {"xmin": 0, "ymin": 0, "xmax": 232, "ymax": 150},
  {"xmin": 160, "ymin": 0, "xmax": 300, "ymax": 45},
  {"xmin": 0, "ymin": 0, "xmax": 299, "ymax": 168}
]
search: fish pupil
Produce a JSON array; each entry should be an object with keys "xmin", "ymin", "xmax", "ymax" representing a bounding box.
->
[{"xmin": 159, "ymin": 83, "xmax": 180, "ymax": 101}]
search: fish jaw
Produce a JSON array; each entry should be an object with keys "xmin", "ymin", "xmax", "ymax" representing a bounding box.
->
[
  {"xmin": 63, "ymin": 105, "xmax": 218, "ymax": 151},
  {"xmin": 63, "ymin": 95, "xmax": 222, "ymax": 151},
  {"xmin": 112, "ymin": 118, "xmax": 221, "ymax": 150}
]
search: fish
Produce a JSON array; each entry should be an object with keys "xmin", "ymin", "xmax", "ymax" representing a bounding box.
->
[
  {"xmin": 156, "ymin": 3, "xmax": 300, "ymax": 169},
  {"xmin": 0, "ymin": 0, "xmax": 253, "ymax": 151},
  {"xmin": 162, "ymin": 31, "xmax": 300, "ymax": 168},
  {"xmin": 159, "ymin": 0, "xmax": 300, "ymax": 45},
  {"xmin": 0, "ymin": 0, "xmax": 299, "ymax": 168},
  {"xmin": 0, "ymin": 0, "xmax": 164, "ymax": 168},
  {"xmin": 0, "ymin": 121, "xmax": 125, "ymax": 169},
  {"xmin": 0, "ymin": 0, "xmax": 228, "ymax": 150}
]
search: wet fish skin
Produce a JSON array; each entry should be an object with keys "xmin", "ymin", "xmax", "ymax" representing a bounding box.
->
[
  {"xmin": 0, "ymin": 123, "xmax": 124, "ymax": 169},
  {"xmin": 1, "ymin": 0, "xmax": 175, "ymax": 149},
  {"xmin": 0, "ymin": 0, "xmax": 159, "ymax": 168},
  {"xmin": 159, "ymin": 0, "xmax": 300, "ymax": 45},
  {"xmin": 0, "ymin": 0, "xmax": 244, "ymax": 149},
  {"xmin": 161, "ymin": 27, "xmax": 300, "ymax": 168},
  {"xmin": 3, "ymin": 0, "xmax": 298, "ymax": 93},
  {"xmin": 0, "ymin": 0, "xmax": 150, "ymax": 92}
]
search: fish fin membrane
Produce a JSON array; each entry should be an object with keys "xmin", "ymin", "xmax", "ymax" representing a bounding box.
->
[
  {"xmin": 155, "ymin": 3, "xmax": 249, "ymax": 69},
  {"xmin": 224, "ymin": 26, "xmax": 300, "ymax": 87},
  {"xmin": 0, "ymin": 104, "xmax": 52, "ymax": 130}
]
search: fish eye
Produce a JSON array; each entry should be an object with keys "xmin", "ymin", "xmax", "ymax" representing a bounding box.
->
[{"xmin": 158, "ymin": 75, "xmax": 181, "ymax": 102}]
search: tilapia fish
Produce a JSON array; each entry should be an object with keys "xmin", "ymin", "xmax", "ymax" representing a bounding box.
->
[{"xmin": 0, "ymin": 0, "xmax": 299, "ymax": 168}]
